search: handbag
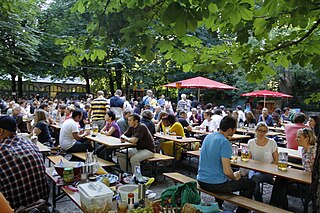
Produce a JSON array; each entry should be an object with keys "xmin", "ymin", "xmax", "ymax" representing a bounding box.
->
[
  {"xmin": 161, "ymin": 181, "xmax": 201, "ymax": 207},
  {"xmin": 15, "ymin": 199, "xmax": 51, "ymax": 213}
]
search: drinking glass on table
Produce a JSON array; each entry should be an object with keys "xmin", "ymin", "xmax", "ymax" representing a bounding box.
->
[
  {"xmin": 278, "ymin": 152, "xmax": 288, "ymax": 171},
  {"xmin": 92, "ymin": 124, "xmax": 99, "ymax": 136},
  {"xmin": 231, "ymin": 145, "xmax": 238, "ymax": 163},
  {"xmin": 241, "ymin": 145, "xmax": 249, "ymax": 162},
  {"xmin": 85, "ymin": 124, "xmax": 91, "ymax": 134}
]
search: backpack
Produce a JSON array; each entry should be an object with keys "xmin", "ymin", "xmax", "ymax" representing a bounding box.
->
[
  {"xmin": 15, "ymin": 199, "xmax": 51, "ymax": 213},
  {"xmin": 161, "ymin": 181, "xmax": 201, "ymax": 208},
  {"xmin": 140, "ymin": 96, "xmax": 150, "ymax": 108},
  {"xmin": 109, "ymin": 96, "xmax": 124, "ymax": 108}
]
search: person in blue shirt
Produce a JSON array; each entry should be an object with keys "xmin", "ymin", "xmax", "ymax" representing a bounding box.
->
[
  {"xmin": 197, "ymin": 116, "xmax": 255, "ymax": 213},
  {"xmin": 258, "ymin": 108, "xmax": 273, "ymax": 126}
]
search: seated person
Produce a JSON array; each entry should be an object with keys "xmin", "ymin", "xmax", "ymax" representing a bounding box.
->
[
  {"xmin": 12, "ymin": 105, "xmax": 29, "ymax": 133},
  {"xmin": 270, "ymin": 128, "xmax": 316, "ymax": 209},
  {"xmin": 178, "ymin": 111, "xmax": 192, "ymax": 137},
  {"xmin": 59, "ymin": 110, "xmax": 92, "ymax": 153},
  {"xmin": 97, "ymin": 111, "xmax": 121, "ymax": 162},
  {"xmin": 189, "ymin": 108, "xmax": 201, "ymax": 124},
  {"xmin": 161, "ymin": 114, "xmax": 185, "ymax": 159},
  {"xmin": 28, "ymin": 109, "xmax": 53, "ymax": 146},
  {"xmin": 210, "ymin": 109, "xmax": 223, "ymax": 131},
  {"xmin": 117, "ymin": 109, "xmax": 132, "ymax": 134},
  {"xmin": 285, "ymin": 113, "xmax": 307, "ymax": 150},
  {"xmin": 247, "ymin": 122, "xmax": 278, "ymax": 202},
  {"xmin": 244, "ymin": 111, "xmax": 256, "ymax": 128},
  {"xmin": 117, "ymin": 113, "xmax": 155, "ymax": 173},
  {"xmin": 0, "ymin": 116, "xmax": 49, "ymax": 209},
  {"xmin": 197, "ymin": 116, "xmax": 255, "ymax": 213},
  {"xmin": 140, "ymin": 110, "xmax": 156, "ymax": 135},
  {"xmin": 197, "ymin": 110, "xmax": 213, "ymax": 131},
  {"xmin": 258, "ymin": 108, "xmax": 273, "ymax": 127}
]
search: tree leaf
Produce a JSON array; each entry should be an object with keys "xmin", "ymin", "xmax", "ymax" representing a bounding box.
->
[{"xmin": 78, "ymin": 1, "xmax": 85, "ymax": 14}]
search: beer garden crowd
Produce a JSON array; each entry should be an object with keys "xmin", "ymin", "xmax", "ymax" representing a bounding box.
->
[{"xmin": 0, "ymin": 88, "xmax": 319, "ymax": 212}]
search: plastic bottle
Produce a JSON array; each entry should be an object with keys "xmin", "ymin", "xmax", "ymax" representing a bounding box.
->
[{"xmin": 127, "ymin": 193, "xmax": 135, "ymax": 210}]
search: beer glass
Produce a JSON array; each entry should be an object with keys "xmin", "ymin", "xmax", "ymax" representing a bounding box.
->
[
  {"xmin": 241, "ymin": 145, "xmax": 249, "ymax": 162},
  {"xmin": 231, "ymin": 145, "xmax": 238, "ymax": 163},
  {"xmin": 85, "ymin": 124, "xmax": 91, "ymax": 134},
  {"xmin": 278, "ymin": 152, "xmax": 288, "ymax": 171},
  {"xmin": 92, "ymin": 124, "xmax": 99, "ymax": 136}
]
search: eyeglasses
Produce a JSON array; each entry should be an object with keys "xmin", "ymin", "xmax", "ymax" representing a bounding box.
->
[{"xmin": 257, "ymin": 129, "xmax": 268, "ymax": 133}]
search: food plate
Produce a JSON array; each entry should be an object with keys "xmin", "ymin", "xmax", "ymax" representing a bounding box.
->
[{"xmin": 98, "ymin": 173, "xmax": 118, "ymax": 184}]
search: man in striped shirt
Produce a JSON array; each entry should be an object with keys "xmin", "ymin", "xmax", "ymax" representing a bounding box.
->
[{"xmin": 90, "ymin": 90, "xmax": 108, "ymax": 130}]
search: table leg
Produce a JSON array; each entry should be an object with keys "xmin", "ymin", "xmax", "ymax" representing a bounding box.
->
[
  {"xmin": 51, "ymin": 180, "xmax": 57, "ymax": 211},
  {"xmin": 126, "ymin": 148, "xmax": 129, "ymax": 172}
]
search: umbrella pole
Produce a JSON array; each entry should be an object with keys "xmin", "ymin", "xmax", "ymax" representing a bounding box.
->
[
  {"xmin": 198, "ymin": 88, "xmax": 200, "ymax": 102},
  {"xmin": 264, "ymin": 96, "xmax": 266, "ymax": 108}
]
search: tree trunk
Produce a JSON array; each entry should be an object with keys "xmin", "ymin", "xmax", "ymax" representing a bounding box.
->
[
  {"xmin": 11, "ymin": 73, "xmax": 16, "ymax": 97},
  {"xmin": 18, "ymin": 76, "xmax": 23, "ymax": 98},
  {"xmin": 107, "ymin": 69, "xmax": 115, "ymax": 95},
  {"xmin": 83, "ymin": 69, "xmax": 91, "ymax": 94},
  {"xmin": 115, "ymin": 63, "xmax": 123, "ymax": 90}
]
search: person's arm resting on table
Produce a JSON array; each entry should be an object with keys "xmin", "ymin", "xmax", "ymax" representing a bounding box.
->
[
  {"xmin": 120, "ymin": 135, "xmax": 138, "ymax": 144},
  {"xmin": 222, "ymin": 157, "xmax": 241, "ymax": 180}
]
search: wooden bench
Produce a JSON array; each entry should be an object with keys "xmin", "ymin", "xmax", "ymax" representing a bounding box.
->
[
  {"xmin": 142, "ymin": 153, "xmax": 174, "ymax": 180},
  {"xmin": 163, "ymin": 172, "xmax": 292, "ymax": 213},
  {"xmin": 47, "ymin": 155, "xmax": 69, "ymax": 166},
  {"xmin": 71, "ymin": 152, "xmax": 116, "ymax": 167}
]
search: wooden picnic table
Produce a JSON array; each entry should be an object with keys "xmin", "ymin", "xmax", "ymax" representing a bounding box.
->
[
  {"xmin": 237, "ymin": 127, "xmax": 285, "ymax": 137},
  {"xmin": 186, "ymin": 150, "xmax": 309, "ymax": 184}
]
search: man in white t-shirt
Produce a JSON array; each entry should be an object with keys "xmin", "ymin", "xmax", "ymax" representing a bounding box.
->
[{"xmin": 59, "ymin": 110, "xmax": 92, "ymax": 153}]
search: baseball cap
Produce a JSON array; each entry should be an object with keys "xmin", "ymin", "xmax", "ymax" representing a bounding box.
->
[{"xmin": 0, "ymin": 116, "xmax": 17, "ymax": 132}]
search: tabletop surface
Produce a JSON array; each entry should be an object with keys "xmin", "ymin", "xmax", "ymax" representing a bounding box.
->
[
  {"xmin": 154, "ymin": 133, "xmax": 201, "ymax": 143},
  {"xmin": 86, "ymin": 133, "xmax": 134, "ymax": 148},
  {"xmin": 186, "ymin": 150, "xmax": 310, "ymax": 184}
]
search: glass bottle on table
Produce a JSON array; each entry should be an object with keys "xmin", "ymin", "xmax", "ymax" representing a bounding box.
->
[{"xmin": 231, "ymin": 145, "xmax": 238, "ymax": 163}]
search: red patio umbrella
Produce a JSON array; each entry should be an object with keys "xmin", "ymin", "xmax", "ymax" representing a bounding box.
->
[
  {"xmin": 241, "ymin": 90, "xmax": 293, "ymax": 107},
  {"xmin": 164, "ymin": 76, "xmax": 237, "ymax": 101}
]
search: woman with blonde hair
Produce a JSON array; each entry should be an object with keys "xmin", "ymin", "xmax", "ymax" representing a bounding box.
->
[{"xmin": 270, "ymin": 127, "xmax": 317, "ymax": 209}]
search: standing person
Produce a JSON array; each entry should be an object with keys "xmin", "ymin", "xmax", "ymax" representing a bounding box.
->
[
  {"xmin": 140, "ymin": 90, "xmax": 153, "ymax": 108},
  {"xmin": 258, "ymin": 108, "xmax": 273, "ymax": 127},
  {"xmin": 285, "ymin": 113, "xmax": 308, "ymax": 150},
  {"xmin": 236, "ymin": 105, "xmax": 246, "ymax": 123},
  {"xmin": 117, "ymin": 113, "xmax": 155, "ymax": 173},
  {"xmin": 90, "ymin": 90, "xmax": 108, "ymax": 130},
  {"xmin": 157, "ymin": 95, "xmax": 166, "ymax": 108},
  {"xmin": 0, "ymin": 116, "xmax": 49, "ymax": 209},
  {"xmin": 117, "ymin": 109, "xmax": 132, "ymax": 134},
  {"xmin": 177, "ymin": 94, "xmax": 191, "ymax": 112},
  {"xmin": 197, "ymin": 116, "xmax": 255, "ymax": 213},
  {"xmin": 59, "ymin": 110, "xmax": 92, "ymax": 153},
  {"xmin": 109, "ymin": 89, "xmax": 125, "ymax": 120},
  {"xmin": 247, "ymin": 122, "xmax": 278, "ymax": 202}
]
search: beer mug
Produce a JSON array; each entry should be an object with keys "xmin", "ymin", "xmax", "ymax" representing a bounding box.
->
[
  {"xmin": 278, "ymin": 152, "xmax": 288, "ymax": 171},
  {"xmin": 231, "ymin": 145, "xmax": 238, "ymax": 163},
  {"xmin": 92, "ymin": 124, "xmax": 99, "ymax": 136},
  {"xmin": 241, "ymin": 145, "xmax": 249, "ymax": 162}
]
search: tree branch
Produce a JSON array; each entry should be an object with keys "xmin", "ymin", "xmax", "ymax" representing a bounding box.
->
[
  {"xmin": 264, "ymin": 17, "xmax": 320, "ymax": 55},
  {"xmin": 96, "ymin": 0, "xmax": 111, "ymax": 36}
]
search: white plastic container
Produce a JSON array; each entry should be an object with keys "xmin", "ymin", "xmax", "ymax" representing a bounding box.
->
[
  {"xmin": 78, "ymin": 182, "xmax": 113, "ymax": 213},
  {"xmin": 118, "ymin": 184, "xmax": 138, "ymax": 202}
]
